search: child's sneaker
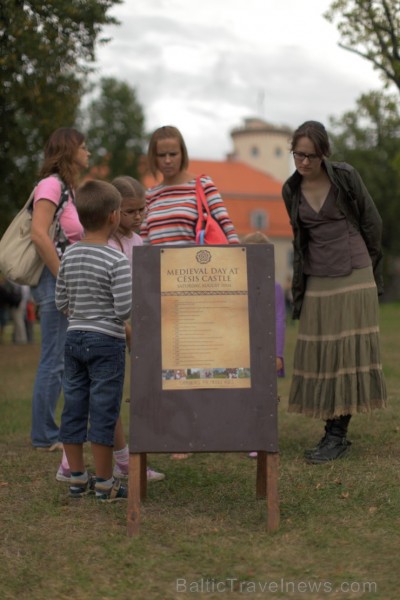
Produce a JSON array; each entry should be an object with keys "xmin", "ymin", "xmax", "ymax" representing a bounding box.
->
[
  {"xmin": 147, "ymin": 467, "xmax": 165, "ymax": 482},
  {"xmin": 113, "ymin": 462, "xmax": 128, "ymax": 479},
  {"xmin": 113, "ymin": 463, "xmax": 165, "ymax": 481},
  {"xmin": 95, "ymin": 478, "xmax": 128, "ymax": 503},
  {"xmin": 56, "ymin": 464, "xmax": 71, "ymax": 482},
  {"xmin": 69, "ymin": 473, "xmax": 95, "ymax": 498}
]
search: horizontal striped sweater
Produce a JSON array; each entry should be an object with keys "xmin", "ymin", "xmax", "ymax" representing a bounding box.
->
[
  {"xmin": 55, "ymin": 243, "xmax": 132, "ymax": 339},
  {"xmin": 141, "ymin": 175, "xmax": 239, "ymax": 245}
]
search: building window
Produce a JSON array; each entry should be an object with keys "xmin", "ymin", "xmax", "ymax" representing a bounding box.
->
[
  {"xmin": 250, "ymin": 210, "xmax": 268, "ymax": 230},
  {"xmin": 250, "ymin": 146, "xmax": 259, "ymax": 157},
  {"xmin": 275, "ymin": 147, "xmax": 282, "ymax": 157}
]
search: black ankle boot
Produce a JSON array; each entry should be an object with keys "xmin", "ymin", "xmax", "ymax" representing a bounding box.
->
[
  {"xmin": 304, "ymin": 416, "xmax": 352, "ymax": 464},
  {"xmin": 304, "ymin": 418, "xmax": 335, "ymax": 458},
  {"xmin": 304, "ymin": 433, "xmax": 328, "ymax": 459},
  {"xmin": 330, "ymin": 415, "xmax": 352, "ymax": 437}
]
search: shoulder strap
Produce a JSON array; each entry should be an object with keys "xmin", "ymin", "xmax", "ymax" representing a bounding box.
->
[
  {"xmin": 195, "ymin": 176, "xmax": 212, "ymax": 233},
  {"xmin": 52, "ymin": 181, "xmax": 72, "ymax": 257},
  {"xmin": 53, "ymin": 181, "xmax": 69, "ymax": 221},
  {"xmin": 27, "ymin": 178, "xmax": 69, "ymax": 218},
  {"xmin": 25, "ymin": 189, "xmax": 37, "ymax": 212}
]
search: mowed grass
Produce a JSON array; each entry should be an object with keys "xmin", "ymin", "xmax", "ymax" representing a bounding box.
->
[{"xmin": 0, "ymin": 303, "xmax": 399, "ymax": 600}]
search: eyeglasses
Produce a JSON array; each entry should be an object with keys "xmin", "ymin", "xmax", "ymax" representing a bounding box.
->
[
  {"xmin": 121, "ymin": 208, "xmax": 146, "ymax": 216},
  {"xmin": 292, "ymin": 151, "xmax": 320, "ymax": 162}
]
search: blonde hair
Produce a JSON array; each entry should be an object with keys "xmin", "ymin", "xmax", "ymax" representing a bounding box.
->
[
  {"xmin": 147, "ymin": 125, "xmax": 189, "ymax": 178},
  {"xmin": 111, "ymin": 176, "xmax": 145, "ymax": 202}
]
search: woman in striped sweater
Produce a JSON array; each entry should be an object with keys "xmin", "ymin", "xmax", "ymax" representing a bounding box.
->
[
  {"xmin": 142, "ymin": 126, "xmax": 239, "ymax": 459},
  {"xmin": 141, "ymin": 125, "xmax": 239, "ymax": 246}
]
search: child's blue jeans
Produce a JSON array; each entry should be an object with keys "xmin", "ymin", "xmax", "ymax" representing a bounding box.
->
[{"xmin": 60, "ymin": 331, "xmax": 126, "ymax": 447}]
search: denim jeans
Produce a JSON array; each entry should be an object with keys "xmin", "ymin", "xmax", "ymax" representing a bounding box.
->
[
  {"xmin": 31, "ymin": 267, "xmax": 68, "ymax": 447},
  {"xmin": 60, "ymin": 331, "xmax": 125, "ymax": 446}
]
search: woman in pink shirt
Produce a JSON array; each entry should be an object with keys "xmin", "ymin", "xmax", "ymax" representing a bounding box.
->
[{"xmin": 30, "ymin": 128, "xmax": 89, "ymax": 450}]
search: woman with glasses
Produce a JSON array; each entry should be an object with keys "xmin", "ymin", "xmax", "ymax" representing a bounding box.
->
[{"xmin": 282, "ymin": 120, "xmax": 386, "ymax": 464}]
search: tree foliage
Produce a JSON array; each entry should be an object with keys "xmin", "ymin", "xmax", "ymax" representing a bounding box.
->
[
  {"xmin": 329, "ymin": 91, "xmax": 400, "ymax": 257},
  {"xmin": 325, "ymin": 0, "xmax": 400, "ymax": 92},
  {"xmin": 84, "ymin": 78, "xmax": 146, "ymax": 181},
  {"xmin": 0, "ymin": 0, "xmax": 121, "ymax": 233}
]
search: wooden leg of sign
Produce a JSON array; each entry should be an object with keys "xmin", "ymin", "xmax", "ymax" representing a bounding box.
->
[
  {"xmin": 127, "ymin": 453, "xmax": 142, "ymax": 536},
  {"xmin": 256, "ymin": 451, "xmax": 280, "ymax": 532},
  {"xmin": 266, "ymin": 452, "xmax": 280, "ymax": 532},
  {"xmin": 256, "ymin": 451, "xmax": 267, "ymax": 498},
  {"xmin": 140, "ymin": 452, "xmax": 147, "ymax": 500}
]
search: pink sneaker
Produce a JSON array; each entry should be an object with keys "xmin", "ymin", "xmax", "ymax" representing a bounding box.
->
[
  {"xmin": 113, "ymin": 462, "xmax": 128, "ymax": 478},
  {"xmin": 113, "ymin": 463, "xmax": 166, "ymax": 481},
  {"xmin": 56, "ymin": 464, "xmax": 71, "ymax": 482},
  {"xmin": 146, "ymin": 467, "xmax": 165, "ymax": 481}
]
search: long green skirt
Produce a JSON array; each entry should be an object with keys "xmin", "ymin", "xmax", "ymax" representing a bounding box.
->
[{"xmin": 288, "ymin": 266, "xmax": 387, "ymax": 419}]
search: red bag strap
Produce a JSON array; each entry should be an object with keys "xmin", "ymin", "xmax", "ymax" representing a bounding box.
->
[{"xmin": 195, "ymin": 176, "xmax": 211, "ymax": 233}]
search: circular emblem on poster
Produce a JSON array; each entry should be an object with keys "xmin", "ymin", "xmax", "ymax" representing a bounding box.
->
[{"xmin": 196, "ymin": 249, "xmax": 211, "ymax": 264}]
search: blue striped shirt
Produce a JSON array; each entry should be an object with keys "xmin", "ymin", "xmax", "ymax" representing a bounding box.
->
[{"xmin": 56, "ymin": 243, "xmax": 132, "ymax": 339}]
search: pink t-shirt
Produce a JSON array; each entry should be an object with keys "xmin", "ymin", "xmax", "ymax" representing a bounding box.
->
[
  {"xmin": 108, "ymin": 232, "xmax": 143, "ymax": 268},
  {"xmin": 33, "ymin": 175, "xmax": 83, "ymax": 244}
]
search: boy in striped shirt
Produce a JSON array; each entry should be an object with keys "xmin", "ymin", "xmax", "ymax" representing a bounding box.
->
[{"xmin": 56, "ymin": 180, "xmax": 132, "ymax": 502}]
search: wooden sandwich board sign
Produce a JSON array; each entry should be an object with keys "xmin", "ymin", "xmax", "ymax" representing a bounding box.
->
[{"xmin": 127, "ymin": 244, "xmax": 279, "ymax": 535}]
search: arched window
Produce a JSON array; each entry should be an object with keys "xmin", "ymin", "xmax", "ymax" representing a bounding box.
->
[{"xmin": 250, "ymin": 146, "xmax": 259, "ymax": 157}]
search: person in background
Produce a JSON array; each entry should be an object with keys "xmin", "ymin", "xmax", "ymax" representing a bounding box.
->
[
  {"xmin": 11, "ymin": 284, "xmax": 30, "ymax": 344},
  {"xmin": 141, "ymin": 125, "xmax": 239, "ymax": 459},
  {"xmin": 30, "ymin": 127, "xmax": 88, "ymax": 451},
  {"xmin": 0, "ymin": 276, "xmax": 21, "ymax": 343},
  {"xmin": 242, "ymin": 231, "xmax": 285, "ymax": 459},
  {"xmin": 56, "ymin": 179, "xmax": 131, "ymax": 501},
  {"xmin": 283, "ymin": 275, "xmax": 294, "ymax": 325},
  {"xmin": 0, "ymin": 292, "xmax": 8, "ymax": 344},
  {"xmin": 282, "ymin": 120, "xmax": 386, "ymax": 464},
  {"xmin": 25, "ymin": 296, "xmax": 36, "ymax": 343}
]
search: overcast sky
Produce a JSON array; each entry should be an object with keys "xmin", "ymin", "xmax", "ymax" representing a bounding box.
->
[{"xmin": 92, "ymin": 0, "xmax": 383, "ymax": 159}]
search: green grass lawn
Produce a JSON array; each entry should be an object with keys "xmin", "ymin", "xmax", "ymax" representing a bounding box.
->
[{"xmin": 0, "ymin": 304, "xmax": 399, "ymax": 599}]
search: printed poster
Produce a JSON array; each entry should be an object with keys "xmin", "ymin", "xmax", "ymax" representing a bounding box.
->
[{"xmin": 161, "ymin": 246, "xmax": 251, "ymax": 390}]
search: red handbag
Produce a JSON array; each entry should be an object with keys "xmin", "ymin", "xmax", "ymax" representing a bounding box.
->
[{"xmin": 195, "ymin": 176, "xmax": 228, "ymax": 245}]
